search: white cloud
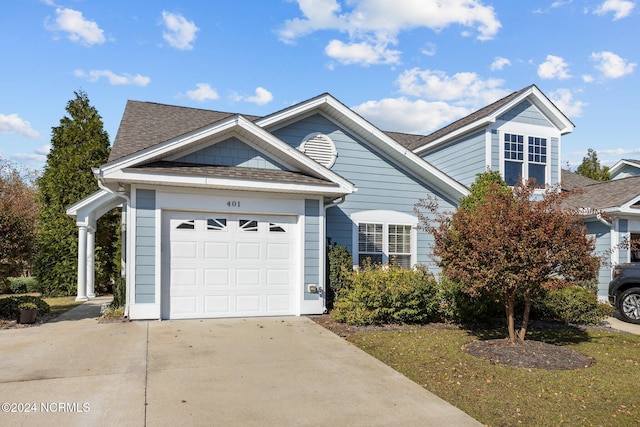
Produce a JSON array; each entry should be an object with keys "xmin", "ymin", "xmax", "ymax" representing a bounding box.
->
[
  {"xmin": 490, "ymin": 56, "xmax": 511, "ymax": 71},
  {"xmin": 582, "ymin": 74, "xmax": 595, "ymax": 83},
  {"xmin": 161, "ymin": 11, "xmax": 199, "ymax": 50},
  {"xmin": 74, "ymin": 69, "xmax": 150, "ymax": 86},
  {"xmin": 186, "ymin": 83, "xmax": 219, "ymax": 102},
  {"xmin": 245, "ymin": 87, "xmax": 274, "ymax": 105},
  {"xmin": 420, "ymin": 42, "xmax": 437, "ymax": 56},
  {"xmin": 46, "ymin": 8, "xmax": 105, "ymax": 46},
  {"xmin": 593, "ymin": 0, "xmax": 635, "ymax": 20},
  {"xmin": 548, "ymin": 88, "xmax": 587, "ymax": 117},
  {"xmin": 278, "ymin": 0, "xmax": 501, "ymax": 65},
  {"xmin": 0, "ymin": 114, "xmax": 40, "ymax": 138},
  {"xmin": 325, "ymin": 39, "xmax": 401, "ymax": 65},
  {"xmin": 353, "ymin": 97, "xmax": 470, "ymax": 134},
  {"xmin": 12, "ymin": 145, "xmax": 50, "ymax": 166},
  {"xmin": 537, "ymin": 55, "xmax": 572, "ymax": 80},
  {"xmin": 590, "ymin": 51, "xmax": 636, "ymax": 78},
  {"xmin": 396, "ymin": 68, "xmax": 509, "ymax": 108}
]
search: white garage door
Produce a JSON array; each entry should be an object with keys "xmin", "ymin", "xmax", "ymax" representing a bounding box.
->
[{"xmin": 162, "ymin": 211, "xmax": 298, "ymax": 319}]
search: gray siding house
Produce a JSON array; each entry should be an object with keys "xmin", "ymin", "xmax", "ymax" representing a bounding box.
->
[{"xmin": 70, "ymin": 84, "xmax": 624, "ymax": 320}]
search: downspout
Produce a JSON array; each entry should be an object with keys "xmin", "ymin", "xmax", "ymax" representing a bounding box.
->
[
  {"xmin": 96, "ymin": 169, "xmax": 131, "ymax": 318},
  {"xmin": 320, "ymin": 196, "xmax": 347, "ymax": 313}
]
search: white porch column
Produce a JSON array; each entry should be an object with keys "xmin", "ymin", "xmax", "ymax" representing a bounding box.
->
[
  {"xmin": 86, "ymin": 226, "xmax": 96, "ymax": 298},
  {"xmin": 76, "ymin": 225, "xmax": 89, "ymax": 302}
]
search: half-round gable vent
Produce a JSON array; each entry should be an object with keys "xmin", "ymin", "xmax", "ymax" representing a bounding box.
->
[{"xmin": 299, "ymin": 133, "xmax": 337, "ymax": 168}]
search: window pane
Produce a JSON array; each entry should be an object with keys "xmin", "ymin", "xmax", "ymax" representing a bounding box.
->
[
  {"xmin": 176, "ymin": 220, "xmax": 195, "ymax": 230},
  {"xmin": 390, "ymin": 255, "xmax": 411, "ymax": 269},
  {"xmin": 358, "ymin": 254, "xmax": 382, "ymax": 266},
  {"xmin": 239, "ymin": 219, "xmax": 258, "ymax": 231},
  {"xmin": 358, "ymin": 223, "xmax": 383, "ymax": 252},
  {"xmin": 529, "ymin": 163, "xmax": 545, "ymax": 187},
  {"xmin": 207, "ymin": 218, "xmax": 227, "ymax": 231},
  {"xmin": 504, "ymin": 160, "xmax": 522, "ymax": 186},
  {"xmin": 389, "ymin": 225, "xmax": 411, "ymax": 253}
]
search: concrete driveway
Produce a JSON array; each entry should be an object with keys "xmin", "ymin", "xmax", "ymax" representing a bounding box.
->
[{"xmin": 0, "ymin": 299, "xmax": 481, "ymax": 427}]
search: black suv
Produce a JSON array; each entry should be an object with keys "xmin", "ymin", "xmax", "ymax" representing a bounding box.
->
[{"xmin": 609, "ymin": 262, "xmax": 640, "ymax": 324}]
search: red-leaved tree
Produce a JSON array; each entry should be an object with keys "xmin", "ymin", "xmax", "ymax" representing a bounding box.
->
[{"xmin": 415, "ymin": 179, "xmax": 600, "ymax": 343}]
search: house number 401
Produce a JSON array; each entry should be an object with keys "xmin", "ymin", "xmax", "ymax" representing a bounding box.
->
[{"xmin": 227, "ymin": 201, "xmax": 240, "ymax": 207}]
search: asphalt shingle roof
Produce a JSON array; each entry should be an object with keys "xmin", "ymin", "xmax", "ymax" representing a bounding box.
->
[
  {"xmin": 560, "ymin": 169, "xmax": 598, "ymax": 191},
  {"xmin": 127, "ymin": 161, "xmax": 338, "ymax": 187},
  {"xmin": 562, "ymin": 175, "xmax": 640, "ymax": 210}
]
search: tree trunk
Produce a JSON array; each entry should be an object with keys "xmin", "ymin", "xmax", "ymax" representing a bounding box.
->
[
  {"xmin": 505, "ymin": 295, "xmax": 517, "ymax": 344},
  {"xmin": 518, "ymin": 293, "xmax": 532, "ymax": 342}
]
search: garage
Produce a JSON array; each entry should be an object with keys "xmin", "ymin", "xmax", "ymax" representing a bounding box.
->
[{"xmin": 161, "ymin": 211, "xmax": 298, "ymax": 319}]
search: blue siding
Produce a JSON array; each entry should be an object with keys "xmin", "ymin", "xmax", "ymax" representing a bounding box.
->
[
  {"xmin": 176, "ymin": 137, "xmax": 285, "ymax": 169},
  {"xmin": 272, "ymin": 114, "xmax": 456, "ymax": 269},
  {"xmin": 135, "ymin": 189, "xmax": 156, "ymax": 303},
  {"xmin": 586, "ymin": 220, "xmax": 612, "ymax": 298},
  {"xmin": 498, "ymin": 100, "xmax": 553, "ymax": 127},
  {"xmin": 422, "ymin": 131, "xmax": 486, "ymax": 187},
  {"xmin": 304, "ymin": 199, "xmax": 320, "ymax": 301}
]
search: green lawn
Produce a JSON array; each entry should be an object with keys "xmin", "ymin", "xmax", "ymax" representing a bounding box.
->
[{"xmin": 348, "ymin": 327, "xmax": 640, "ymax": 426}]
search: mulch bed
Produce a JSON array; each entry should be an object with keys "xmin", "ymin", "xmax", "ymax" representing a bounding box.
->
[
  {"xmin": 309, "ymin": 314, "xmax": 603, "ymax": 370},
  {"xmin": 0, "ymin": 313, "xmax": 60, "ymax": 330}
]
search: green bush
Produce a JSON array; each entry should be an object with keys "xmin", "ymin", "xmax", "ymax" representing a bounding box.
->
[
  {"xmin": 326, "ymin": 241, "xmax": 353, "ymax": 309},
  {"xmin": 8, "ymin": 277, "xmax": 40, "ymax": 294},
  {"xmin": 331, "ymin": 263, "xmax": 439, "ymax": 325},
  {"xmin": 533, "ymin": 285, "xmax": 612, "ymax": 325},
  {"xmin": 0, "ymin": 295, "xmax": 50, "ymax": 319},
  {"xmin": 436, "ymin": 275, "xmax": 504, "ymax": 324},
  {"xmin": 110, "ymin": 276, "xmax": 126, "ymax": 308}
]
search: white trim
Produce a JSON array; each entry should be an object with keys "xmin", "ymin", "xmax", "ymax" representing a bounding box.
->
[{"xmin": 351, "ymin": 210, "xmax": 419, "ymax": 268}]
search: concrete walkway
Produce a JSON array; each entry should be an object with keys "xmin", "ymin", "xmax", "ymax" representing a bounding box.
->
[{"xmin": 0, "ymin": 299, "xmax": 481, "ymax": 426}]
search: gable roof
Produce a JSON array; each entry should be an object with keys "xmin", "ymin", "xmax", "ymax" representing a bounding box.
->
[
  {"xmin": 410, "ymin": 84, "xmax": 575, "ymax": 155},
  {"xmin": 610, "ymin": 159, "xmax": 640, "ymax": 177},
  {"xmin": 563, "ymin": 175, "xmax": 640, "ymax": 212},
  {"xmin": 560, "ymin": 169, "xmax": 598, "ymax": 191}
]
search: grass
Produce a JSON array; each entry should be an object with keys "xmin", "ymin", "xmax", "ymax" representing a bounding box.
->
[{"xmin": 348, "ymin": 326, "xmax": 640, "ymax": 426}]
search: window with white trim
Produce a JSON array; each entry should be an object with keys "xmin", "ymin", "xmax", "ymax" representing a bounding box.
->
[
  {"xmin": 358, "ymin": 223, "xmax": 413, "ymax": 268},
  {"xmin": 503, "ymin": 133, "xmax": 547, "ymax": 187}
]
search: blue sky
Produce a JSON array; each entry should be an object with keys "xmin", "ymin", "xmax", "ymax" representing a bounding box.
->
[{"xmin": 1, "ymin": 0, "xmax": 638, "ymax": 172}]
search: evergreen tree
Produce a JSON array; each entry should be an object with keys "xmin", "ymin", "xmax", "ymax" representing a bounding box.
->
[
  {"xmin": 576, "ymin": 148, "xmax": 611, "ymax": 181},
  {"xmin": 35, "ymin": 91, "xmax": 118, "ymax": 296}
]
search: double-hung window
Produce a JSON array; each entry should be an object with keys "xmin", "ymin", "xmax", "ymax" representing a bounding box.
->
[
  {"xmin": 503, "ymin": 133, "xmax": 547, "ymax": 187},
  {"xmin": 358, "ymin": 223, "xmax": 412, "ymax": 268}
]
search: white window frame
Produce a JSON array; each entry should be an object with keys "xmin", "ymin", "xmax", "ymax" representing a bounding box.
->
[
  {"xmin": 351, "ymin": 211, "xmax": 418, "ymax": 268},
  {"xmin": 498, "ymin": 124, "xmax": 556, "ymax": 190}
]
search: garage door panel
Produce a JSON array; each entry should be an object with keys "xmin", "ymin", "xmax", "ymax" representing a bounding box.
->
[
  {"xmin": 267, "ymin": 243, "xmax": 290, "ymax": 260},
  {"xmin": 204, "ymin": 242, "xmax": 229, "ymax": 259},
  {"xmin": 164, "ymin": 212, "xmax": 297, "ymax": 319},
  {"xmin": 204, "ymin": 269, "xmax": 229, "ymax": 286},
  {"xmin": 266, "ymin": 269, "xmax": 290, "ymax": 287},
  {"xmin": 236, "ymin": 269, "xmax": 261, "ymax": 286},
  {"xmin": 172, "ymin": 241, "xmax": 198, "ymax": 259},
  {"xmin": 236, "ymin": 243, "xmax": 261, "ymax": 260},
  {"xmin": 204, "ymin": 296, "xmax": 230, "ymax": 314},
  {"xmin": 172, "ymin": 296, "xmax": 198, "ymax": 315},
  {"xmin": 172, "ymin": 269, "xmax": 198, "ymax": 287},
  {"xmin": 236, "ymin": 295, "xmax": 261, "ymax": 312}
]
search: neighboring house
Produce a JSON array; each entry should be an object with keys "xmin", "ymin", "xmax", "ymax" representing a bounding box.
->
[
  {"xmin": 68, "ymin": 84, "xmax": 578, "ymax": 320},
  {"xmin": 561, "ymin": 170, "xmax": 640, "ymax": 300},
  {"xmin": 609, "ymin": 159, "xmax": 640, "ymax": 180}
]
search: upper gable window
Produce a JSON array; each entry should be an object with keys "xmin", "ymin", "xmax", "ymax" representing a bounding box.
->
[
  {"xmin": 299, "ymin": 133, "xmax": 337, "ymax": 168},
  {"xmin": 504, "ymin": 133, "xmax": 547, "ymax": 187}
]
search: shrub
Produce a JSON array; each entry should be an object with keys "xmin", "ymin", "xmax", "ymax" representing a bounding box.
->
[
  {"xmin": 436, "ymin": 275, "xmax": 504, "ymax": 324},
  {"xmin": 0, "ymin": 295, "xmax": 50, "ymax": 318},
  {"xmin": 110, "ymin": 276, "xmax": 126, "ymax": 308},
  {"xmin": 533, "ymin": 285, "xmax": 612, "ymax": 325},
  {"xmin": 331, "ymin": 263, "xmax": 439, "ymax": 325},
  {"xmin": 326, "ymin": 241, "xmax": 353, "ymax": 309},
  {"xmin": 8, "ymin": 277, "xmax": 40, "ymax": 294}
]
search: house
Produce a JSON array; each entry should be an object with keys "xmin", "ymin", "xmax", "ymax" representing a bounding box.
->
[
  {"xmin": 68, "ymin": 84, "xmax": 582, "ymax": 320},
  {"xmin": 561, "ymin": 170, "xmax": 640, "ymax": 299},
  {"xmin": 609, "ymin": 159, "xmax": 640, "ymax": 180}
]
